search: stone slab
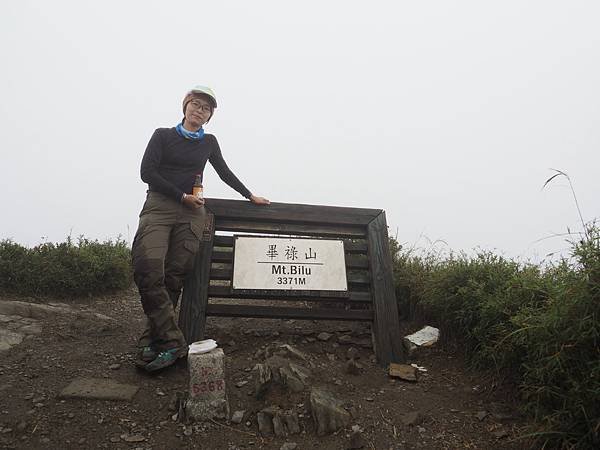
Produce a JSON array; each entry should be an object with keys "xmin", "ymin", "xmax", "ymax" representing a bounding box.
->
[
  {"xmin": 59, "ymin": 378, "xmax": 139, "ymax": 401},
  {"xmin": 0, "ymin": 301, "xmax": 113, "ymax": 322},
  {"xmin": 389, "ymin": 363, "xmax": 418, "ymax": 381},
  {"xmin": 0, "ymin": 329, "xmax": 24, "ymax": 352}
]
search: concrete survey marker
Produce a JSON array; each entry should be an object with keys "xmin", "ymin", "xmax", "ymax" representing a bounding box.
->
[
  {"xmin": 60, "ymin": 378, "xmax": 139, "ymax": 401},
  {"xmin": 186, "ymin": 347, "xmax": 230, "ymax": 420}
]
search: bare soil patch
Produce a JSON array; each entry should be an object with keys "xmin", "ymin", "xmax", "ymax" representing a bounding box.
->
[{"xmin": 0, "ymin": 290, "xmax": 526, "ymax": 449}]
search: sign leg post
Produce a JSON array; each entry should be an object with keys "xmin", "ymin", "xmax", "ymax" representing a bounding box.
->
[
  {"xmin": 179, "ymin": 213, "xmax": 215, "ymax": 343},
  {"xmin": 367, "ymin": 211, "xmax": 405, "ymax": 366}
]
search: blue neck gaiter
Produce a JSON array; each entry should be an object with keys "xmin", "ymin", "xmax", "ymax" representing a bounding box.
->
[{"xmin": 176, "ymin": 122, "xmax": 205, "ymax": 140}]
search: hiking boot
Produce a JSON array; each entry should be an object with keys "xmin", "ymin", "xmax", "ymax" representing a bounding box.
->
[
  {"xmin": 133, "ymin": 346, "xmax": 158, "ymax": 369},
  {"xmin": 140, "ymin": 346, "xmax": 158, "ymax": 362},
  {"xmin": 144, "ymin": 347, "xmax": 187, "ymax": 373}
]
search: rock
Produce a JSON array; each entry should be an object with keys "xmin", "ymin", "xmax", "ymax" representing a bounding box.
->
[
  {"xmin": 353, "ymin": 338, "xmax": 372, "ymax": 349},
  {"xmin": 59, "ymin": 378, "xmax": 139, "ymax": 401},
  {"xmin": 0, "ymin": 328, "xmax": 24, "ymax": 352},
  {"xmin": 231, "ymin": 410, "xmax": 245, "ymax": 424},
  {"xmin": 388, "ymin": 363, "xmax": 418, "ymax": 382},
  {"xmin": 492, "ymin": 429, "xmax": 509, "ymax": 439},
  {"xmin": 476, "ymin": 411, "xmax": 488, "ymax": 421},
  {"xmin": 337, "ymin": 335, "xmax": 371, "ymax": 348},
  {"xmin": 280, "ymin": 443, "xmax": 298, "ymax": 450},
  {"xmin": 258, "ymin": 407, "xmax": 300, "ymax": 437},
  {"xmin": 19, "ymin": 324, "xmax": 42, "ymax": 335},
  {"xmin": 120, "ymin": 434, "xmax": 146, "ymax": 443},
  {"xmin": 347, "ymin": 424, "xmax": 366, "ymax": 449},
  {"xmin": 235, "ymin": 380, "xmax": 248, "ymax": 388},
  {"xmin": 0, "ymin": 300, "xmax": 113, "ymax": 322},
  {"xmin": 345, "ymin": 359, "xmax": 361, "ymax": 375},
  {"xmin": 254, "ymin": 363, "xmax": 272, "ymax": 399},
  {"xmin": 403, "ymin": 326, "xmax": 440, "ymax": 354},
  {"xmin": 317, "ymin": 332, "xmax": 332, "ymax": 341},
  {"xmin": 491, "ymin": 412, "xmax": 513, "ymax": 422},
  {"xmin": 309, "ymin": 388, "xmax": 351, "ymax": 436},
  {"xmin": 284, "ymin": 410, "xmax": 300, "ymax": 434},
  {"xmin": 338, "ymin": 335, "xmax": 353, "ymax": 345},
  {"xmin": 279, "ymin": 366, "xmax": 305, "ymax": 392},
  {"xmin": 272, "ymin": 414, "xmax": 287, "ymax": 437},
  {"xmin": 272, "ymin": 344, "xmax": 308, "ymax": 362},
  {"xmin": 16, "ymin": 421, "xmax": 27, "ymax": 432},
  {"xmin": 259, "ymin": 357, "xmax": 311, "ymax": 395},
  {"xmin": 266, "ymin": 356, "xmax": 290, "ymax": 380},
  {"xmin": 288, "ymin": 362, "xmax": 311, "ymax": 383},
  {"xmin": 257, "ymin": 412, "xmax": 274, "ymax": 436},
  {"xmin": 401, "ymin": 411, "xmax": 423, "ymax": 427},
  {"xmin": 346, "ymin": 347, "xmax": 359, "ymax": 360},
  {"xmin": 108, "ymin": 364, "xmax": 121, "ymax": 370}
]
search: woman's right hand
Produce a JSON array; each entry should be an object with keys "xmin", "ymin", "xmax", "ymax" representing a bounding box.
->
[{"xmin": 182, "ymin": 194, "xmax": 205, "ymax": 209}]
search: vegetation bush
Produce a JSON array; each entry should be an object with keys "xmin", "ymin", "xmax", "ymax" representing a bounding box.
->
[
  {"xmin": 391, "ymin": 228, "xmax": 599, "ymax": 449},
  {"xmin": 0, "ymin": 236, "xmax": 132, "ymax": 297}
]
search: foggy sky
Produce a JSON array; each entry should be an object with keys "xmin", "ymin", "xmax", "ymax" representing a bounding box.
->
[{"xmin": 1, "ymin": 1, "xmax": 599, "ymax": 262}]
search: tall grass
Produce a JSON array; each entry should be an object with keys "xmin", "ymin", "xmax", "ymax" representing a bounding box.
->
[
  {"xmin": 391, "ymin": 227, "xmax": 600, "ymax": 448},
  {"xmin": 0, "ymin": 236, "xmax": 132, "ymax": 297}
]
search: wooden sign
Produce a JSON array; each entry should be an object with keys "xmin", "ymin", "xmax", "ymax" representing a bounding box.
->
[
  {"xmin": 232, "ymin": 236, "xmax": 347, "ymax": 291},
  {"xmin": 179, "ymin": 198, "xmax": 405, "ymax": 367}
]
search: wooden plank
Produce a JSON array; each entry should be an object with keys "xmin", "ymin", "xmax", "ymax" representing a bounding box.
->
[
  {"xmin": 179, "ymin": 213, "xmax": 216, "ymax": 343},
  {"xmin": 367, "ymin": 211, "xmax": 404, "ymax": 366},
  {"xmin": 212, "ymin": 250, "xmax": 233, "ymax": 263},
  {"xmin": 214, "ymin": 219, "xmax": 367, "ymax": 238},
  {"xmin": 206, "ymin": 198, "xmax": 381, "ymax": 226},
  {"xmin": 213, "ymin": 235, "xmax": 234, "ymax": 246},
  {"xmin": 345, "ymin": 254, "xmax": 369, "ymax": 269},
  {"xmin": 343, "ymin": 240, "xmax": 368, "ymax": 254},
  {"xmin": 206, "ymin": 303, "xmax": 373, "ymax": 321},
  {"xmin": 207, "ymin": 285, "xmax": 371, "ymax": 303}
]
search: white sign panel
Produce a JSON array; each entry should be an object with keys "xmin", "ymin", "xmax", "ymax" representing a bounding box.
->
[{"xmin": 232, "ymin": 236, "xmax": 347, "ymax": 291}]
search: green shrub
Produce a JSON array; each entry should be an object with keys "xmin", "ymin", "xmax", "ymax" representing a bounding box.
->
[
  {"xmin": 0, "ymin": 236, "xmax": 132, "ymax": 297},
  {"xmin": 390, "ymin": 230, "xmax": 600, "ymax": 449}
]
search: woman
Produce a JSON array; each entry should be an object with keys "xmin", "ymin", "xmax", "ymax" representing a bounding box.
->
[{"xmin": 132, "ymin": 85, "xmax": 269, "ymax": 372}]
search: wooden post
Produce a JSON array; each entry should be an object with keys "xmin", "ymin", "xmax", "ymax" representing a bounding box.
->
[
  {"xmin": 179, "ymin": 213, "xmax": 215, "ymax": 343},
  {"xmin": 367, "ymin": 211, "xmax": 404, "ymax": 366}
]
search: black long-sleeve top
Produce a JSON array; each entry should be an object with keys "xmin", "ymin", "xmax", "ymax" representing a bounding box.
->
[{"xmin": 140, "ymin": 128, "xmax": 252, "ymax": 202}]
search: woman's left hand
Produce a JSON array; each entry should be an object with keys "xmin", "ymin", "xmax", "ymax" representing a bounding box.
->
[{"xmin": 250, "ymin": 194, "xmax": 270, "ymax": 205}]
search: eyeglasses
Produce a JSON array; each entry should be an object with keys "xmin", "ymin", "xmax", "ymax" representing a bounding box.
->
[{"xmin": 188, "ymin": 100, "xmax": 212, "ymax": 113}]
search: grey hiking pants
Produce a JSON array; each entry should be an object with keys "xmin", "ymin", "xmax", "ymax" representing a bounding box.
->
[{"xmin": 132, "ymin": 191, "xmax": 207, "ymax": 351}]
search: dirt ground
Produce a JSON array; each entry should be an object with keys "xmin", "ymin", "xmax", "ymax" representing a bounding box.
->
[{"xmin": 0, "ymin": 289, "xmax": 527, "ymax": 450}]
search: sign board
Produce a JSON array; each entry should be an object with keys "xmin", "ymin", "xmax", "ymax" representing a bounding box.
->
[{"xmin": 232, "ymin": 236, "xmax": 347, "ymax": 291}]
